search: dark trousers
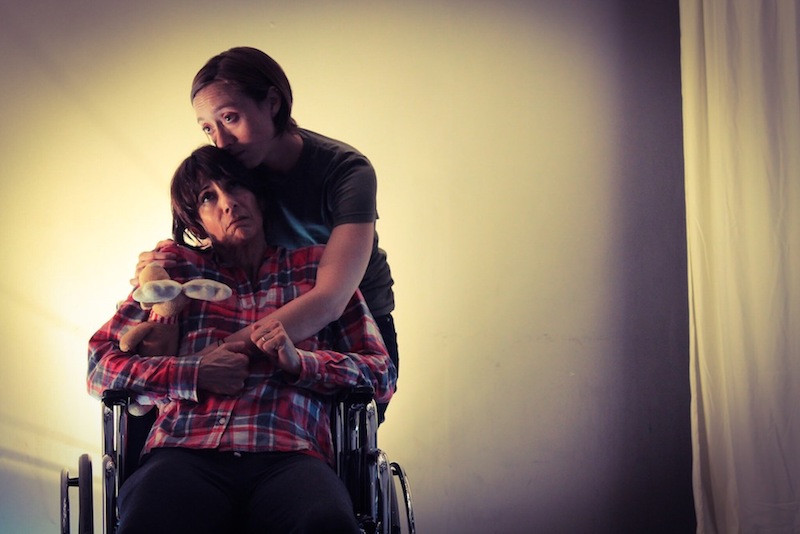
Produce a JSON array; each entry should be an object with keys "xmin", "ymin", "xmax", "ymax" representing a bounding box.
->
[
  {"xmin": 375, "ymin": 313, "xmax": 398, "ymax": 424},
  {"xmin": 117, "ymin": 448, "xmax": 359, "ymax": 534}
]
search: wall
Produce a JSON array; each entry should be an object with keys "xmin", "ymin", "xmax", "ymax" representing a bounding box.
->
[{"xmin": 0, "ymin": 0, "xmax": 693, "ymax": 532}]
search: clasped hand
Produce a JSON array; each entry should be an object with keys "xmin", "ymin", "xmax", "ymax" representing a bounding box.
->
[
  {"xmin": 250, "ymin": 319, "xmax": 302, "ymax": 376},
  {"xmin": 197, "ymin": 320, "xmax": 301, "ymax": 395}
]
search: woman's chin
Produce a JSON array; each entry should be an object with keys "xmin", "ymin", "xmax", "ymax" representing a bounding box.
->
[{"xmin": 220, "ymin": 230, "xmax": 263, "ymax": 249}]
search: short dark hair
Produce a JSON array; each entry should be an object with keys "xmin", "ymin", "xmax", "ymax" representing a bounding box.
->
[
  {"xmin": 170, "ymin": 145, "xmax": 266, "ymax": 248},
  {"xmin": 191, "ymin": 47, "xmax": 297, "ymax": 134}
]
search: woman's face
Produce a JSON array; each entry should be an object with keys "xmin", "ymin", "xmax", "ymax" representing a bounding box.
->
[
  {"xmin": 193, "ymin": 81, "xmax": 279, "ymax": 169},
  {"xmin": 196, "ymin": 179, "xmax": 264, "ymax": 249}
]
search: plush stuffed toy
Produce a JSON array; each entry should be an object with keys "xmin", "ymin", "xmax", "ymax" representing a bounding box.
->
[{"xmin": 120, "ymin": 262, "xmax": 232, "ymax": 414}]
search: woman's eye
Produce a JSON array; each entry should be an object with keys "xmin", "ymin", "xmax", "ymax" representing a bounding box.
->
[{"xmin": 199, "ymin": 191, "xmax": 215, "ymax": 204}]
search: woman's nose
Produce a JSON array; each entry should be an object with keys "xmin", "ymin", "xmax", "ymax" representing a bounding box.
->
[
  {"xmin": 214, "ymin": 126, "xmax": 236, "ymax": 149},
  {"xmin": 217, "ymin": 190, "xmax": 238, "ymax": 212}
]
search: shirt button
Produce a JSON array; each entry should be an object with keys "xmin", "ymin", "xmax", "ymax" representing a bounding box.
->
[
  {"xmin": 218, "ymin": 417, "xmax": 227, "ymax": 425},
  {"xmin": 315, "ymin": 374, "xmax": 322, "ymax": 381}
]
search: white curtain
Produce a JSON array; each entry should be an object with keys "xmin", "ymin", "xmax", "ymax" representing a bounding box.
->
[{"xmin": 680, "ymin": 1, "xmax": 800, "ymax": 532}]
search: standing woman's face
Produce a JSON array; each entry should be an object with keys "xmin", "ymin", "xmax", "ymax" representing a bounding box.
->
[{"xmin": 193, "ymin": 82, "xmax": 280, "ymax": 169}]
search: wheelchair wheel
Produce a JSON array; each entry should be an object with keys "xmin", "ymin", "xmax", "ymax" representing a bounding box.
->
[
  {"xmin": 60, "ymin": 468, "xmax": 71, "ymax": 534},
  {"xmin": 78, "ymin": 454, "xmax": 94, "ymax": 534},
  {"xmin": 391, "ymin": 462, "xmax": 415, "ymax": 534}
]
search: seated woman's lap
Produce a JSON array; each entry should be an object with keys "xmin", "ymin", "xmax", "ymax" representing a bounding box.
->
[
  {"xmin": 242, "ymin": 451, "xmax": 359, "ymax": 533},
  {"xmin": 118, "ymin": 448, "xmax": 359, "ymax": 534}
]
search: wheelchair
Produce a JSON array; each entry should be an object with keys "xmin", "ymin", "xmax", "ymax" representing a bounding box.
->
[{"xmin": 61, "ymin": 386, "xmax": 415, "ymax": 534}]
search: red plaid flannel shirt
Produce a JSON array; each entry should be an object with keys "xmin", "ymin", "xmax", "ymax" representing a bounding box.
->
[{"xmin": 87, "ymin": 243, "xmax": 395, "ymax": 464}]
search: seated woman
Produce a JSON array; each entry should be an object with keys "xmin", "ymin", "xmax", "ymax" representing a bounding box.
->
[{"xmin": 87, "ymin": 145, "xmax": 396, "ymax": 534}]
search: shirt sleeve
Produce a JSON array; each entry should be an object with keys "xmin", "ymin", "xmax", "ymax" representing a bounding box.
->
[
  {"xmin": 86, "ymin": 294, "xmax": 202, "ymax": 403},
  {"xmin": 286, "ymin": 291, "xmax": 396, "ymax": 402},
  {"xmin": 86, "ymin": 248, "xmax": 209, "ymax": 404},
  {"xmin": 327, "ymin": 150, "xmax": 378, "ymax": 227}
]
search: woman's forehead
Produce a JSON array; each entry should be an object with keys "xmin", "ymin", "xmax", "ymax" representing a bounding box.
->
[
  {"xmin": 197, "ymin": 173, "xmax": 229, "ymax": 187},
  {"xmin": 196, "ymin": 175, "xmax": 249, "ymax": 193}
]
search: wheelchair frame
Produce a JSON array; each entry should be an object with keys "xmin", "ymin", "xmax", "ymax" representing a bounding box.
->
[{"xmin": 61, "ymin": 386, "xmax": 414, "ymax": 534}]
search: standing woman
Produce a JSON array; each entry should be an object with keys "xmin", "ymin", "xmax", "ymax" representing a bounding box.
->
[{"xmin": 140, "ymin": 47, "xmax": 397, "ymax": 420}]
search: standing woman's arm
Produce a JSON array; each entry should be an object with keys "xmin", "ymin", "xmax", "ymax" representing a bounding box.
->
[{"xmin": 254, "ymin": 222, "xmax": 374, "ymax": 341}]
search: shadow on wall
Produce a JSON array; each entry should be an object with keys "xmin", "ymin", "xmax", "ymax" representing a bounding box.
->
[{"xmin": 607, "ymin": 1, "xmax": 695, "ymax": 532}]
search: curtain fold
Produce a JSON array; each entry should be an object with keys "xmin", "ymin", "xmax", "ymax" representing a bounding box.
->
[{"xmin": 680, "ymin": 0, "xmax": 800, "ymax": 532}]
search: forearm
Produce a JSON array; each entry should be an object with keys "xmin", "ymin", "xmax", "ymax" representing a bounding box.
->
[
  {"xmin": 289, "ymin": 345, "xmax": 396, "ymax": 402},
  {"xmin": 261, "ymin": 287, "xmax": 346, "ymax": 340},
  {"xmin": 284, "ymin": 295, "xmax": 396, "ymax": 401},
  {"xmin": 218, "ymin": 281, "xmax": 356, "ymax": 350},
  {"xmin": 87, "ymin": 344, "xmax": 200, "ymax": 402}
]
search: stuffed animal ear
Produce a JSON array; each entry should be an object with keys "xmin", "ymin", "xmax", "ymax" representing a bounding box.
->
[
  {"xmin": 133, "ymin": 280, "xmax": 184, "ymax": 304},
  {"xmin": 182, "ymin": 279, "xmax": 233, "ymax": 302}
]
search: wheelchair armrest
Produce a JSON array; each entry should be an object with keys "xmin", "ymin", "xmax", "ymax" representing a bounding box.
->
[
  {"xmin": 336, "ymin": 385, "xmax": 375, "ymax": 404},
  {"xmin": 332, "ymin": 385, "xmax": 379, "ymax": 470},
  {"xmin": 101, "ymin": 389, "xmax": 132, "ymax": 407}
]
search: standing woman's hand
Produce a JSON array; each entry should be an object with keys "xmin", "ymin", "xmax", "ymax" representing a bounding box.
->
[
  {"xmin": 252, "ymin": 320, "xmax": 301, "ymax": 376},
  {"xmin": 130, "ymin": 239, "xmax": 178, "ymax": 285}
]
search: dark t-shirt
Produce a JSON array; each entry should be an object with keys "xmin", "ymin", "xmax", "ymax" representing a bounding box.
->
[{"xmin": 258, "ymin": 129, "xmax": 395, "ymax": 317}]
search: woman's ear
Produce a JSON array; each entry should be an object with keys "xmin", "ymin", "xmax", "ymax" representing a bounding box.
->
[{"xmin": 266, "ymin": 86, "xmax": 281, "ymax": 119}]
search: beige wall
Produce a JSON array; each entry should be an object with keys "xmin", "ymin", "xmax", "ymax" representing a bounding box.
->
[{"xmin": 0, "ymin": 1, "xmax": 692, "ymax": 532}]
